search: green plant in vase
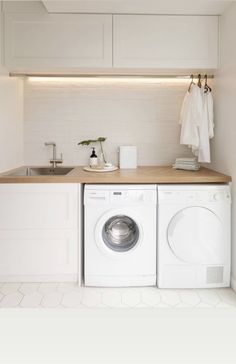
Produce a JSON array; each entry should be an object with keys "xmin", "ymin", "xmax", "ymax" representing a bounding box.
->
[{"xmin": 78, "ymin": 137, "xmax": 108, "ymax": 165}]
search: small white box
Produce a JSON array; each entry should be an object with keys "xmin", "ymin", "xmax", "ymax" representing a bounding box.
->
[{"xmin": 119, "ymin": 146, "xmax": 137, "ymax": 169}]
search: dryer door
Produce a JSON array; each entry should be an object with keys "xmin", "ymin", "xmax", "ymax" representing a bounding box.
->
[
  {"xmin": 167, "ymin": 207, "xmax": 224, "ymax": 264},
  {"xmin": 102, "ymin": 215, "xmax": 139, "ymax": 252}
]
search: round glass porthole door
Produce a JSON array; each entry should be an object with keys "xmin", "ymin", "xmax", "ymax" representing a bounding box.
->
[
  {"xmin": 102, "ymin": 215, "xmax": 139, "ymax": 252},
  {"xmin": 167, "ymin": 207, "xmax": 223, "ymax": 265}
]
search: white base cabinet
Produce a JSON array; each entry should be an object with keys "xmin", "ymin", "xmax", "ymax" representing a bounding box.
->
[{"xmin": 0, "ymin": 184, "xmax": 81, "ymax": 282}]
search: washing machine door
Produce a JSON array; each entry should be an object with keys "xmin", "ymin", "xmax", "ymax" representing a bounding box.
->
[
  {"xmin": 102, "ymin": 215, "xmax": 139, "ymax": 252},
  {"xmin": 167, "ymin": 206, "xmax": 224, "ymax": 264}
]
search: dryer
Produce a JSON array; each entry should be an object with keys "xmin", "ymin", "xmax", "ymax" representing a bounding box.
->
[
  {"xmin": 84, "ymin": 184, "xmax": 157, "ymax": 287},
  {"xmin": 157, "ymin": 184, "xmax": 231, "ymax": 288}
]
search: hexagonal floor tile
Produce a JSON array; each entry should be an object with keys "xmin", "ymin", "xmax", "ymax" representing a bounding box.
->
[
  {"xmin": 41, "ymin": 292, "xmax": 63, "ymax": 308},
  {"xmin": 20, "ymin": 292, "xmax": 42, "ymax": 308},
  {"xmin": 0, "ymin": 292, "xmax": 23, "ymax": 307},
  {"xmin": 197, "ymin": 289, "xmax": 220, "ymax": 306},
  {"xmin": 0, "ymin": 283, "xmax": 21, "ymax": 295},
  {"xmin": 102, "ymin": 289, "xmax": 123, "ymax": 308},
  {"xmin": 215, "ymin": 302, "xmax": 236, "ymax": 308},
  {"xmin": 197, "ymin": 302, "xmax": 215, "ymax": 308},
  {"xmin": 94, "ymin": 303, "xmax": 110, "ymax": 308},
  {"xmin": 175, "ymin": 303, "xmax": 193, "ymax": 308},
  {"xmin": 121, "ymin": 289, "xmax": 142, "ymax": 307},
  {"xmin": 217, "ymin": 288, "xmax": 236, "ymax": 306},
  {"xmin": 81, "ymin": 288, "xmax": 102, "ymax": 308},
  {"xmin": 135, "ymin": 302, "xmax": 150, "ymax": 308},
  {"xmin": 160, "ymin": 290, "xmax": 180, "ymax": 306},
  {"xmin": 57, "ymin": 282, "xmax": 78, "ymax": 294},
  {"xmin": 19, "ymin": 283, "xmax": 40, "ymax": 295},
  {"xmin": 62, "ymin": 290, "xmax": 82, "ymax": 308},
  {"xmin": 156, "ymin": 302, "xmax": 172, "ymax": 308},
  {"xmin": 179, "ymin": 290, "xmax": 201, "ymax": 306},
  {"xmin": 141, "ymin": 288, "xmax": 161, "ymax": 306},
  {"xmin": 38, "ymin": 283, "xmax": 58, "ymax": 294}
]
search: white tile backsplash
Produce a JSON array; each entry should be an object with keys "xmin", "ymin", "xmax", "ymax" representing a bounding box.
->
[{"xmin": 24, "ymin": 79, "xmax": 191, "ymax": 166}]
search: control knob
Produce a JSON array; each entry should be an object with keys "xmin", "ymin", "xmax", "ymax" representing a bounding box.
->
[{"xmin": 213, "ymin": 193, "xmax": 220, "ymax": 201}]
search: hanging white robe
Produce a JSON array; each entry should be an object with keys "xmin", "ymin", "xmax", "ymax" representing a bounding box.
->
[
  {"xmin": 179, "ymin": 84, "xmax": 214, "ymax": 163},
  {"xmin": 206, "ymin": 91, "xmax": 214, "ymax": 139},
  {"xmin": 179, "ymin": 84, "xmax": 203, "ymax": 151},
  {"xmin": 198, "ymin": 90, "xmax": 214, "ymax": 163}
]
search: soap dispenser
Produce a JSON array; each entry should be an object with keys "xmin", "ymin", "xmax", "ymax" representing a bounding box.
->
[{"xmin": 90, "ymin": 147, "xmax": 98, "ymax": 168}]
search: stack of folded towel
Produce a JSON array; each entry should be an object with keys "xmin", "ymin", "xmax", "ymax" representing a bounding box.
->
[{"xmin": 173, "ymin": 157, "xmax": 200, "ymax": 171}]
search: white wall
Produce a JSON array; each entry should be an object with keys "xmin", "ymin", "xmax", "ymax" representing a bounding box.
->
[
  {"xmin": 24, "ymin": 78, "xmax": 191, "ymax": 166},
  {"xmin": 211, "ymin": 2, "xmax": 236, "ymax": 289},
  {"xmin": 0, "ymin": 77, "xmax": 24, "ymax": 172},
  {"xmin": 0, "ymin": 3, "xmax": 24, "ymax": 172}
]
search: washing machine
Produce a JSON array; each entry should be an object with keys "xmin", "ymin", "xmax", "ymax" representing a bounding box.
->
[
  {"xmin": 84, "ymin": 184, "xmax": 157, "ymax": 287},
  {"xmin": 157, "ymin": 184, "xmax": 231, "ymax": 288}
]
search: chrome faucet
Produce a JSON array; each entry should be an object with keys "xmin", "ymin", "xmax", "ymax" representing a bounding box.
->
[{"xmin": 44, "ymin": 142, "xmax": 63, "ymax": 168}]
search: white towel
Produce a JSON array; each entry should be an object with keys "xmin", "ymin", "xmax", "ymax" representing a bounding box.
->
[
  {"xmin": 175, "ymin": 157, "xmax": 198, "ymax": 164},
  {"xmin": 173, "ymin": 164, "xmax": 200, "ymax": 171},
  {"xmin": 173, "ymin": 156, "xmax": 200, "ymax": 171}
]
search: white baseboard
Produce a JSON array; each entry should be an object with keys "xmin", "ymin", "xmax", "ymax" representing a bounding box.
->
[
  {"xmin": 0, "ymin": 274, "xmax": 79, "ymax": 283},
  {"xmin": 231, "ymin": 276, "xmax": 236, "ymax": 292}
]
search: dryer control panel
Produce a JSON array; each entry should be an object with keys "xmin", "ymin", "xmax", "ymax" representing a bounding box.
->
[{"xmin": 158, "ymin": 187, "xmax": 231, "ymax": 205}]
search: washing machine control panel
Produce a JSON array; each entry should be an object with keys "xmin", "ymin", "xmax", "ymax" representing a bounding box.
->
[
  {"xmin": 158, "ymin": 189, "xmax": 231, "ymax": 204},
  {"xmin": 84, "ymin": 190, "xmax": 157, "ymax": 205}
]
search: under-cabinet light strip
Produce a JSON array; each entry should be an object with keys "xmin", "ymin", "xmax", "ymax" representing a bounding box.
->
[
  {"xmin": 26, "ymin": 78, "xmax": 190, "ymax": 84},
  {"xmin": 9, "ymin": 73, "xmax": 214, "ymax": 79}
]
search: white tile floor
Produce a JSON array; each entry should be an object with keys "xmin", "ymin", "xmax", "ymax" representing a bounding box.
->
[{"xmin": 0, "ymin": 283, "xmax": 236, "ymax": 308}]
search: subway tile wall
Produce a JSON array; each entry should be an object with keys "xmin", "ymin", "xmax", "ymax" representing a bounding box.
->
[{"xmin": 24, "ymin": 78, "xmax": 191, "ymax": 166}]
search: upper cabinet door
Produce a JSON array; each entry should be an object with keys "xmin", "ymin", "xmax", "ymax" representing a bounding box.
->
[
  {"xmin": 113, "ymin": 15, "xmax": 218, "ymax": 69},
  {"xmin": 4, "ymin": 14, "xmax": 113, "ymax": 71}
]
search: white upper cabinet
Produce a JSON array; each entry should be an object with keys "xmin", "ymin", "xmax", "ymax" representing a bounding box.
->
[
  {"xmin": 4, "ymin": 13, "xmax": 218, "ymax": 72},
  {"xmin": 113, "ymin": 15, "xmax": 218, "ymax": 69},
  {"xmin": 4, "ymin": 13, "xmax": 113, "ymax": 71}
]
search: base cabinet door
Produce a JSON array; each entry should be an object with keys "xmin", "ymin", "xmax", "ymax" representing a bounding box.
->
[
  {"xmin": 113, "ymin": 15, "xmax": 218, "ymax": 69},
  {"xmin": 0, "ymin": 183, "xmax": 78, "ymax": 229},
  {"xmin": 0, "ymin": 184, "xmax": 81, "ymax": 282},
  {"xmin": 0, "ymin": 230, "xmax": 78, "ymax": 281}
]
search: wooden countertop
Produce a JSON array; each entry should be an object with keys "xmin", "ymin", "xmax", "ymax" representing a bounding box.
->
[{"xmin": 0, "ymin": 166, "xmax": 231, "ymax": 184}]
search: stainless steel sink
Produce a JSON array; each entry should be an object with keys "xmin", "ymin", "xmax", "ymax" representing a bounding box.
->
[{"xmin": 5, "ymin": 166, "xmax": 74, "ymax": 176}]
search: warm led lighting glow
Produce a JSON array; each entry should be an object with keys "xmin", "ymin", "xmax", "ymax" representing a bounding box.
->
[{"xmin": 27, "ymin": 76, "xmax": 191, "ymax": 84}]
